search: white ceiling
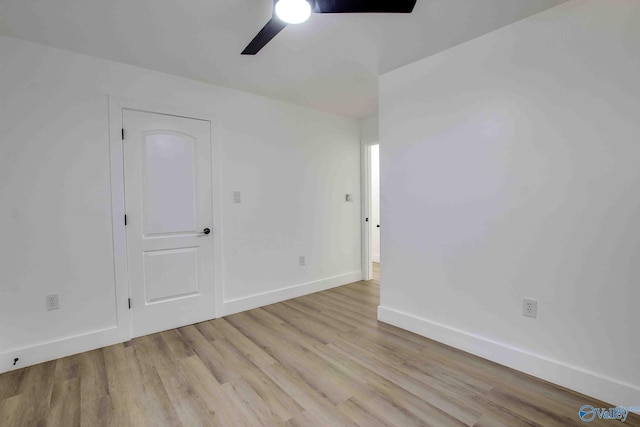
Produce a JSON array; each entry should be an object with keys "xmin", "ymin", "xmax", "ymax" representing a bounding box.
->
[{"xmin": 0, "ymin": 0, "xmax": 567, "ymax": 118}]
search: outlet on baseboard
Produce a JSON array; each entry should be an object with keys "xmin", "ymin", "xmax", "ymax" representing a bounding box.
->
[
  {"xmin": 46, "ymin": 294, "xmax": 59, "ymax": 311},
  {"xmin": 299, "ymin": 256, "xmax": 306, "ymax": 266},
  {"xmin": 523, "ymin": 298, "xmax": 537, "ymax": 318}
]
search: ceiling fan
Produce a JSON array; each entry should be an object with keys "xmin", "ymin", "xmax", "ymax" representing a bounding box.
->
[{"xmin": 241, "ymin": 0, "xmax": 418, "ymax": 55}]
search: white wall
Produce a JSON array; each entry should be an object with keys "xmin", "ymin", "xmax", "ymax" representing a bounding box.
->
[
  {"xmin": 0, "ymin": 35, "xmax": 361, "ymax": 372},
  {"xmin": 360, "ymin": 115, "xmax": 379, "ymax": 145},
  {"xmin": 379, "ymin": 0, "xmax": 640, "ymax": 406}
]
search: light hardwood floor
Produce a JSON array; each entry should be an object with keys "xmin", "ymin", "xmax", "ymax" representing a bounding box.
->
[{"xmin": 1, "ymin": 263, "xmax": 637, "ymax": 426}]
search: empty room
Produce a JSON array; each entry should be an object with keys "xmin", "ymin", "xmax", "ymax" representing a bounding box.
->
[{"xmin": 1, "ymin": 0, "xmax": 639, "ymax": 425}]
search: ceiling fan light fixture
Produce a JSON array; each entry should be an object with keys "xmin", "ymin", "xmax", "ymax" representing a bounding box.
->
[{"xmin": 275, "ymin": 0, "xmax": 312, "ymax": 24}]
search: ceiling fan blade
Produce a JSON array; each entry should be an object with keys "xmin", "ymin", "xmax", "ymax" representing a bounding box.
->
[
  {"xmin": 313, "ymin": 0, "xmax": 417, "ymax": 13},
  {"xmin": 241, "ymin": 17, "xmax": 287, "ymax": 55}
]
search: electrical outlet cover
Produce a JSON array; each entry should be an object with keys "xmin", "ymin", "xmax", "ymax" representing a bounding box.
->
[
  {"xmin": 523, "ymin": 298, "xmax": 537, "ymax": 318},
  {"xmin": 46, "ymin": 294, "xmax": 59, "ymax": 311}
]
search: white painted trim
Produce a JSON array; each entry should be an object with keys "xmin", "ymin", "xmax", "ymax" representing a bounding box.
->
[
  {"xmin": 372, "ymin": 254, "xmax": 380, "ymax": 263},
  {"xmin": 378, "ymin": 305, "xmax": 640, "ymax": 407},
  {"xmin": 0, "ymin": 326, "xmax": 122, "ymax": 374},
  {"xmin": 222, "ymin": 271, "xmax": 362, "ymax": 316},
  {"xmin": 108, "ymin": 96, "xmax": 132, "ymax": 343},
  {"xmin": 210, "ymin": 120, "xmax": 225, "ymax": 319}
]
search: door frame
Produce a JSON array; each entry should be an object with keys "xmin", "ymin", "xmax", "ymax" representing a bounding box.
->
[
  {"xmin": 108, "ymin": 96, "xmax": 224, "ymax": 340},
  {"xmin": 361, "ymin": 139, "xmax": 379, "ymax": 281}
]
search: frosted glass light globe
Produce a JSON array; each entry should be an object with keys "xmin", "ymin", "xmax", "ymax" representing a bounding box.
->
[{"xmin": 275, "ymin": 0, "xmax": 312, "ymax": 24}]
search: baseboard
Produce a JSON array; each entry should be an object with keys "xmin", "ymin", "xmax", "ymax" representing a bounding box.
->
[
  {"xmin": 372, "ymin": 254, "xmax": 380, "ymax": 263},
  {"xmin": 0, "ymin": 273, "xmax": 363, "ymax": 374},
  {"xmin": 0, "ymin": 325, "xmax": 124, "ymax": 374},
  {"xmin": 378, "ymin": 306, "xmax": 640, "ymax": 407},
  {"xmin": 222, "ymin": 271, "xmax": 363, "ymax": 317}
]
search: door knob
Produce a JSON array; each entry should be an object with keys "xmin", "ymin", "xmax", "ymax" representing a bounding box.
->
[{"xmin": 199, "ymin": 228, "xmax": 211, "ymax": 235}]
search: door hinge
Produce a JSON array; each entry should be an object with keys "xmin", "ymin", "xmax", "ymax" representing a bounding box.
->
[
  {"xmin": 121, "ymin": 128, "xmax": 125, "ymax": 140},
  {"xmin": 124, "ymin": 215, "xmax": 127, "ymax": 226},
  {"xmin": 128, "ymin": 298, "xmax": 131, "ymax": 309}
]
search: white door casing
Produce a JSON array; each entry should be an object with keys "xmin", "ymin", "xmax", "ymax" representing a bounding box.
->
[{"xmin": 123, "ymin": 109, "xmax": 215, "ymax": 338}]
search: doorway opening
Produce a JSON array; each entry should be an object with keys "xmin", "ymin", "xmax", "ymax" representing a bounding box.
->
[
  {"xmin": 362, "ymin": 143, "xmax": 380, "ymax": 282},
  {"xmin": 109, "ymin": 96, "xmax": 224, "ymax": 344}
]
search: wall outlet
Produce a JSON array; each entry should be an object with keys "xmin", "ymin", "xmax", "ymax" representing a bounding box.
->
[
  {"xmin": 523, "ymin": 298, "xmax": 537, "ymax": 318},
  {"xmin": 46, "ymin": 294, "xmax": 59, "ymax": 311},
  {"xmin": 299, "ymin": 256, "xmax": 306, "ymax": 266},
  {"xmin": 233, "ymin": 191, "xmax": 241, "ymax": 203}
]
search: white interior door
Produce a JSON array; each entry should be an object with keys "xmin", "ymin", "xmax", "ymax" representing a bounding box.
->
[
  {"xmin": 123, "ymin": 109, "xmax": 215, "ymax": 338},
  {"xmin": 371, "ymin": 144, "xmax": 381, "ymax": 263}
]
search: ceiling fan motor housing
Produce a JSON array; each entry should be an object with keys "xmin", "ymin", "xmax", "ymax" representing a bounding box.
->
[{"xmin": 242, "ymin": 0, "xmax": 417, "ymax": 55}]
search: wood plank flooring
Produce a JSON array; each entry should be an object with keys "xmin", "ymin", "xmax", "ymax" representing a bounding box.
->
[{"xmin": 1, "ymin": 263, "xmax": 638, "ymax": 426}]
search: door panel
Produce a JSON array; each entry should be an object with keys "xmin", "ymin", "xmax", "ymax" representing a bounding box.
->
[
  {"xmin": 143, "ymin": 247, "xmax": 199, "ymax": 303},
  {"xmin": 143, "ymin": 132, "xmax": 197, "ymax": 235},
  {"xmin": 123, "ymin": 109, "xmax": 215, "ymax": 338}
]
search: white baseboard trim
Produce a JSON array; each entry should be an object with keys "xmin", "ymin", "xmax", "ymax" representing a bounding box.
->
[
  {"xmin": 222, "ymin": 271, "xmax": 363, "ymax": 317},
  {"xmin": 0, "ymin": 272, "xmax": 363, "ymax": 374},
  {"xmin": 372, "ymin": 254, "xmax": 380, "ymax": 263},
  {"xmin": 0, "ymin": 325, "xmax": 124, "ymax": 375},
  {"xmin": 378, "ymin": 305, "xmax": 640, "ymax": 407}
]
